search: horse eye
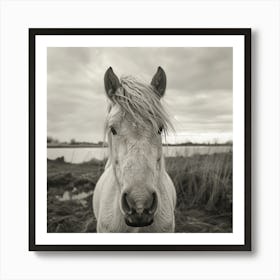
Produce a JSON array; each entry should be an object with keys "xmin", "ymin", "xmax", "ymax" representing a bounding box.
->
[
  {"xmin": 110, "ymin": 127, "xmax": 117, "ymax": 135},
  {"xmin": 158, "ymin": 126, "xmax": 163, "ymax": 134}
]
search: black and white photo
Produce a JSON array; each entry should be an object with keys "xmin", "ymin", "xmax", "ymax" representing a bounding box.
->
[{"xmin": 29, "ymin": 29, "xmax": 251, "ymax": 250}]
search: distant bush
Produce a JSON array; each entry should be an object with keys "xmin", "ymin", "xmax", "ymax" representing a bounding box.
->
[{"xmin": 47, "ymin": 136, "xmax": 59, "ymax": 144}]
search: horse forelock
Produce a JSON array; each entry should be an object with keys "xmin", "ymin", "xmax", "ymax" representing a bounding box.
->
[{"xmin": 105, "ymin": 76, "xmax": 174, "ymax": 136}]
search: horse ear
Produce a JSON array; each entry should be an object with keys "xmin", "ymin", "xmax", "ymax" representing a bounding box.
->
[
  {"xmin": 104, "ymin": 67, "xmax": 120, "ymax": 99},
  {"xmin": 151, "ymin": 66, "xmax": 166, "ymax": 98}
]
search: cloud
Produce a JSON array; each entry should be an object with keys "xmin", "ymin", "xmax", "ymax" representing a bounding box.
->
[{"xmin": 47, "ymin": 47, "xmax": 232, "ymax": 143}]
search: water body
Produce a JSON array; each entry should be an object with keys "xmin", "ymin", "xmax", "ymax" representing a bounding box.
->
[{"xmin": 47, "ymin": 146, "xmax": 232, "ymax": 164}]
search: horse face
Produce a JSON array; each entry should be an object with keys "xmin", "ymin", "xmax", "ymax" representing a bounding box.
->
[
  {"xmin": 108, "ymin": 105, "xmax": 163, "ymax": 227},
  {"xmin": 104, "ymin": 67, "xmax": 168, "ymax": 227}
]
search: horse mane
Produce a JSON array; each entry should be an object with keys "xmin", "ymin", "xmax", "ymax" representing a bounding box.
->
[{"xmin": 105, "ymin": 75, "xmax": 174, "ymax": 136}]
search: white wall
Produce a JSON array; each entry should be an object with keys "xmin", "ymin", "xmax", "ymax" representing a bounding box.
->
[{"xmin": 0, "ymin": 0, "xmax": 279, "ymax": 279}]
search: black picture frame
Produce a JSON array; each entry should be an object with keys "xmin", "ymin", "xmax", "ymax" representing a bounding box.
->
[{"xmin": 29, "ymin": 28, "xmax": 251, "ymax": 251}]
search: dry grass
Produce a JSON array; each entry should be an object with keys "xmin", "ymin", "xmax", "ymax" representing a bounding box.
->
[
  {"xmin": 47, "ymin": 152, "xmax": 232, "ymax": 233},
  {"xmin": 167, "ymin": 152, "xmax": 232, "ymax": 211},
  {"xmin": 167, "ymin": 152, "xmax": 232, "ymax": 232}
]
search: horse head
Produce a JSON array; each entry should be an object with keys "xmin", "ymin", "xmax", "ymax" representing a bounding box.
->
[{"xmin": 103, "ymin": 67, "xmax": 172, "ymax": 227}]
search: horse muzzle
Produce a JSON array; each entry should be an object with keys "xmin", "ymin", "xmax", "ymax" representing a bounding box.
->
[
  {"xmin": 121, "ymin": 191, "xmax": 158, "ymax": 227},
  {"xmin": 125, "ymin": 213, "xmax": 154, "ymax": 227}
]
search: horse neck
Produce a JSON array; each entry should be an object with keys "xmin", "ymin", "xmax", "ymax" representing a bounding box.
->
[{"xmin": 104, "ymin": 156, "xmax": 112, "ymax": 169}]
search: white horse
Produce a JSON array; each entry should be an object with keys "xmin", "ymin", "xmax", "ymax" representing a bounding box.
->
[{"xmin": 93, "ymin": 67, "xmax": 176, "ymax": 232}]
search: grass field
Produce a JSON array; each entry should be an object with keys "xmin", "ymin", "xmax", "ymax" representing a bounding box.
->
[{"xmin": 47, "ymin": 152, "xmax": 232, "ymax": 233}]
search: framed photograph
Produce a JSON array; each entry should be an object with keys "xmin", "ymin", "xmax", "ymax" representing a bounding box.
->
[{"xmin": 29, "ymin": 28, "xmax": 251, "ymax": 251}]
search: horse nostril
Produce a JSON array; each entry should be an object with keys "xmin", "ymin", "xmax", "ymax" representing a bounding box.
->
[
  {"xmin": 121, "ymin": 192, "xmax": 132, "ymax": 215},
  {"xmin": 148, "ymin": 192, "xmax": 158, "ymax": 215}
]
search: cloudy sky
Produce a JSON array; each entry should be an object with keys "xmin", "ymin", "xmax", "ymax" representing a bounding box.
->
[{"xmin": 47, "ymin": 47, "xmax": 232, "ymax": 144}]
